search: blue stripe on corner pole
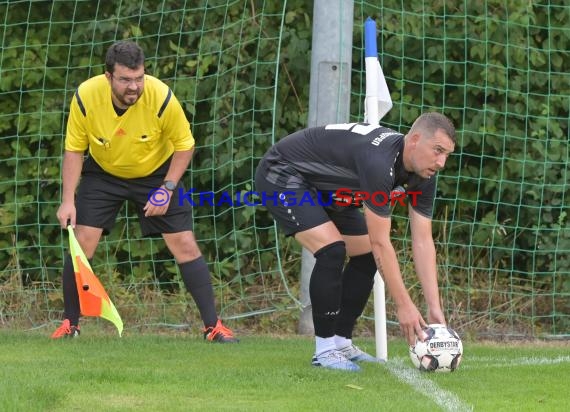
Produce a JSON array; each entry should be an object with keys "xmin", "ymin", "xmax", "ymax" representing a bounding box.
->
[
  {"xmin": 364, "ymin": 17, "xmax": 377, "ymax": 58},
  {"xmin": 363, "ymin": 15, "xmax": 393, "ymax": 125},
  {"xmin": 364, "ymin": 16, "xmax": 380, "ymax": 125}
]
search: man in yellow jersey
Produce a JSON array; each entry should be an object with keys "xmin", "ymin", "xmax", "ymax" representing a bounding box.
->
[{"xmin": 52, "ymin": 40, "xmax": 237, "ymax": 343}]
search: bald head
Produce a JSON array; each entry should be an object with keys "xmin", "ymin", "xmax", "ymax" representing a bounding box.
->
[{"xmin": 408, "ymin": 112, "xmax": 456, "ymax": 144}]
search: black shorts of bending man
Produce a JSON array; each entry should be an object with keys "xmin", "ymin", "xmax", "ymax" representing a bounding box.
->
[
  {"xmin": 255, "ymin": 112, "xmax": 456, "ymax": 371},
  {"xmin": 53, "ymin": 40, "xmax": 237, "ymax": 343}
]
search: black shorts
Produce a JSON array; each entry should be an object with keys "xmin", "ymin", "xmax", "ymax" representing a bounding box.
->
[
  {"xmin": 75, "ymin": 156, "xmax": 193, "ymax": 236},
  {"xmin": 254, "ymin": 164, "xmax": 367, "ymax": 237}
]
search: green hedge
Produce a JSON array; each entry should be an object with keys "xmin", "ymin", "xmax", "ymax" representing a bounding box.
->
[{"xmin": 1, "ymin": 1, "xmax": 568, "ymax": 333}]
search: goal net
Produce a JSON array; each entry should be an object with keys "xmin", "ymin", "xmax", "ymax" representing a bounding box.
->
[{"xmin": 1, "ymin": 1, "xmax": 568, "ymax": 338}]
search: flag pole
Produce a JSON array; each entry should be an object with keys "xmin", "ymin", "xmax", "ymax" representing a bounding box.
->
[{"xmin": 364, "ymin": 17, "xmax": 392, "ymax": 361}]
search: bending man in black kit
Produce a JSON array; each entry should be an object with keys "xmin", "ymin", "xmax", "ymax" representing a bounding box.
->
[{"xmin": 255, "ymin": 112, "xmax": 456, "ymax": 371}]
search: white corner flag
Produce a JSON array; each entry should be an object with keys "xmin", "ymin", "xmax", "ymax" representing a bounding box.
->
[
  {"xmin": 364, "ymin": 17, "xmax": 392, "ymax": 125},
  {"xmin": 364, "ymin": 16, "xmax": 392, "ymax": 362}
]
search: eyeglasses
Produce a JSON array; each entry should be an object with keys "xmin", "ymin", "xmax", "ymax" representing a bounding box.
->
[{"xmin": 111, "ymin": 74, "xmax": 145, "ymax": 86}]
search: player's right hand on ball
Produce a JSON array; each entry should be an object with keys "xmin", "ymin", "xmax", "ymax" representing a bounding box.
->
[{"xmin": 397, "ymin": 302, "xmax": 428, "ymax": 345}]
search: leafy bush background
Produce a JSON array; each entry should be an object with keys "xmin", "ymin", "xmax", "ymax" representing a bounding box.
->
[{"xmin": 0, "ymin": 1, "xmax": 568, "ymax": 337}]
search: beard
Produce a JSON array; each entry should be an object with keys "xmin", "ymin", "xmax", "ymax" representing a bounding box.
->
[{"xmin": 112, "ymin": 88, "xmax": 142, "ymax": 107}]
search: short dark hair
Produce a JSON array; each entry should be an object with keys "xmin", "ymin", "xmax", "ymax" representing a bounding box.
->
[
  {"xmin": 105, "ymin": 40, "xmax": 145, "ymax": 73},
  {"xmin": 410, "ymin": 112, "xmax": 456, "ymax": 143}
]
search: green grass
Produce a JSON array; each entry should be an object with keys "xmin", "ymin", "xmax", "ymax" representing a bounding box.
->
[{"xmin": 1, "ymin": 329, "xmax": 569, "ymax": 411}]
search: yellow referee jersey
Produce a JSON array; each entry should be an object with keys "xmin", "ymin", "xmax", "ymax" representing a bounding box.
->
[{"xmin": 65, "ymin": 74, "xmax": 195, "ymax": 178}]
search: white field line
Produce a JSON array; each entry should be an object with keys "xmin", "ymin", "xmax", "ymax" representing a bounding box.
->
[
  {"xmin": 460, "ymin": 355, "xmax": 570, "ymax": 369},
  {"xmin": 385, "ymin": 357, "xmax": 474, "ymax": 412}
]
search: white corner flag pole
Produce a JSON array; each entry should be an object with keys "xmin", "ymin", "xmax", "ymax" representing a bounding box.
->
[{"xmin": 364, "ymin": 17, "xmax": 393, "ymax": 362}]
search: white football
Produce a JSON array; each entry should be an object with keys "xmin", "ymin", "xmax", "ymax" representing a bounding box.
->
[{"xmin": 409, "ymin": 324, "xmax": 463, "ymax": 372}]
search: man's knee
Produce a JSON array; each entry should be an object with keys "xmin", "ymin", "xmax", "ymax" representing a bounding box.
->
[
  {"xmin": 313, "ymin": 241, "xmax": 346, "ymax": 269},
  {"xmin": 164, "ymin": 231, "xmax": 202, "ymax": 261},
  {"xmin": 347, "ymin": 252, "xmax": 376, "ymax": 279},
  {"xmin": 74, "ymin": 225, "xmax": 103, "ymax": 258},
  {"xmin": 310, "ymin": 241, "xmax": 347, "ymax": 293}
]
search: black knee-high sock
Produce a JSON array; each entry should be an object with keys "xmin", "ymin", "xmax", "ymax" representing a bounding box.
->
[
  {"xmin": 335, "ymin": 252, "xmax": 376, "ymax": 338},
  {"xmin": 62, "ymin": 254, "xmax": 80, "ymax": 326},
  {"xmin": 178, "ymin": 257, "xmax": 218, "ymax": 328},
  {"xmin": 310, "ymin": 241, "xmax": 347, "ymax": 338}
]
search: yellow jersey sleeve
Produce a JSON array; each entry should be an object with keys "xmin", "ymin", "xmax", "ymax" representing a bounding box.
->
[
  {"xmin": 159, "ymin": 91, "xmax": 195, "ymax": 152},
  {"xmin": 65, "ymin": 91, "xmax": 90, "ymax": 152}
]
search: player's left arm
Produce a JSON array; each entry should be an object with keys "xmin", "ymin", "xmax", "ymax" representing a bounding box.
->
[
  {"xmin": 158, "ymin": 89, "xmax": 196, "ymax": 186},
  {"xmin": 365, "ymin": 206, "xmax": 427, "ymax": 345},
  {"xmin": 163, "ymin": 148, "xmax": 194, "ymax": 187},
  {"xmin": 143, "ymin": 148, "xmax": 194, "ymax": 217},
  {"xmin": 144, "ymin": 89, "xmax": 195, "ymax": 216},
  {"xmin": 408, "ymin": 205, "xmax": 446, "ymax": 325}
]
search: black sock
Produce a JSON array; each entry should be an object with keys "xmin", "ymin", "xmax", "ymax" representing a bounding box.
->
[
  {"xmin": 335, "ymin": 252, "xmax": 376, "ymax": 338},
  {"xmin": 62, "ymin": 254, "xmax": 80, "ymax": 326},
  {"xmin": 178, "ymin": 257, "xmax": 218, "ymax": 328},
  {"xmin": 310, "ymin": 241, "xmax": 347, "ymax": 338}
]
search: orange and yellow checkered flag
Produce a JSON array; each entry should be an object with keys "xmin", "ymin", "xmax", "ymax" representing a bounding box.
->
[{"xmin": 68, "ymin": 225, "xmax": 123, "ymax": 336}]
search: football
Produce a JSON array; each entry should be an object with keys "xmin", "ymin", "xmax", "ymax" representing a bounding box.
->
[{"xmin": 409, "ymin": 324, "xmax": 463, "ymax": 372}]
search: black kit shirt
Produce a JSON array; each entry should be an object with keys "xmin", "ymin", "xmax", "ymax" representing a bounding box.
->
[{"xmin": 258, "ymin": 122, "xmax": 437, "ymax": 218}]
